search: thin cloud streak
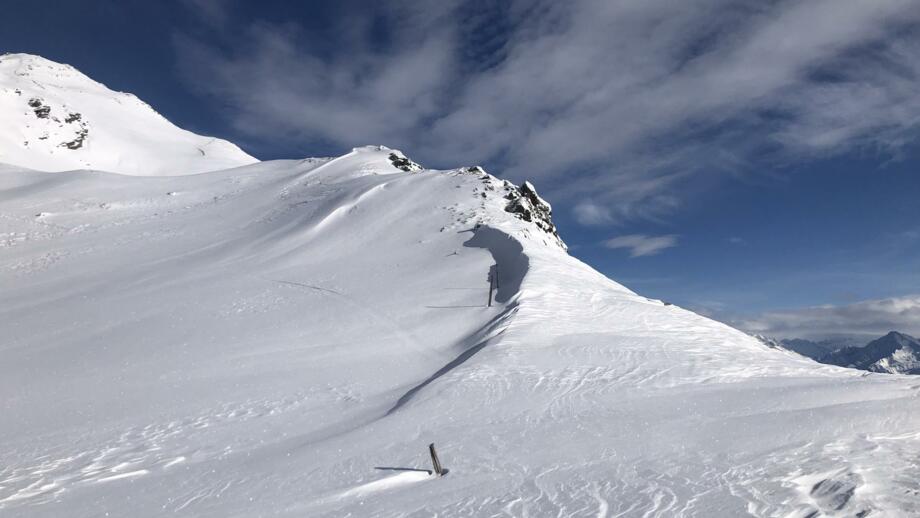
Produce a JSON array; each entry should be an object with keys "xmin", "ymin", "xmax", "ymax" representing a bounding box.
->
[{"xmin": 604, "ymin": 234, "xmax": 678, "ymax": 257}]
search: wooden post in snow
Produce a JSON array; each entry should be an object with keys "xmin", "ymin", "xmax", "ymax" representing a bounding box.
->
[
  {"xmin": 429, "ymin": 443, "xmax": 443, "ymax": 476},
  {"xmin": 487, "ymin": 265, "xmax": 495, "ymax": 307}
]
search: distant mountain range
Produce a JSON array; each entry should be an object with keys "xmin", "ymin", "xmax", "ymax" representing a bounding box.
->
[
  {"xmin": 762, "ymin": 332, "xmax": 920, "ymax": 375},
  {"xmin": 818, "ymin": 332, "xmax": 920, "ymax": 375},
  {"xmin": 780, "ymin": 337, "xmax": 854, "ymax": 359}
]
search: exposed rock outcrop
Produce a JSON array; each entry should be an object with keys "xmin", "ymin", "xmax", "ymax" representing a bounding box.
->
[
  {"xmin": 388, "ymin": 151, "xmax": 423, "ymax": 172},
  {"xmin": 504, "ymin": 181, "xmax": 566, "ymax": 251}
]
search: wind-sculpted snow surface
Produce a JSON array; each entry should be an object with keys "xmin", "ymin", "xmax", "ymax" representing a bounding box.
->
[{"xmin": 3, "ymin": 146, "xmax": 920, "ymax": 516}]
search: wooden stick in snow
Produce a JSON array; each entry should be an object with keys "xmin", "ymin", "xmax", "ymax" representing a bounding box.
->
[
  {"xmin": 487, "ymin": 265, "xmax": 495, "ymax": 307},
  {"xmin": 429, "ymin": 443, "xmax": 443, "ymax": 476}
]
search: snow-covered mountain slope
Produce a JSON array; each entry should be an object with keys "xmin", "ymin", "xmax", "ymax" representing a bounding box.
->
[
  {"xmin": 0, "ymin": 53, "xmax": 257, "ymax": 175},
  {"xmin": 3, "ymin": 147, "xmax": 920, "ymax": 517},
  {"xmin": 820, "ymin": 331, "xmax": 920, "ymax": 375}
]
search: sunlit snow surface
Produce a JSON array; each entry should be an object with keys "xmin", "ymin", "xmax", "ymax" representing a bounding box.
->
[
  {"xmin": 2, "ymin": 147, "xmax": 920, "ymax": 517},
  {"xmin": 0, "ymin": 53, "xmax": 256, "ymax": 175}
]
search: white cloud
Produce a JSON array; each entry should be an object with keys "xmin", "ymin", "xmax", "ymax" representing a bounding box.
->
[
  {"xmin": 174, "ymin": 0, "xmax": 920, "ymax": 223},
  {"xmin": 573, "ymin": 201, "xmax": 613, "ymax": 225},
  {"xmin": 603, "ymin": 234, "xmax": 678, "ymax": 257},
  {"xmin": 736, "ymin": 294, "xmax": 920, "ymax": 339}
]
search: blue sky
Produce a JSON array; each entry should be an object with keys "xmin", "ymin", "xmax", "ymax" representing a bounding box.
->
[{"xmin": 3, "ymin": 0, "xmax": 919, "ymax": 338}]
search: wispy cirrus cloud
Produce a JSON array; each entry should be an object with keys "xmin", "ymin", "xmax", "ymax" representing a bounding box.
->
[
  {"xmin": 604, "ymin": 234, "xmax": 678, "ymax": 258},
  {"xmin": 573, "ymin": 201, "xmax": 614, "ymax": 226},
  {"xmin": 174, "ymin": 0, "xmax": 920, "ymax": 224},
  {"xmin": 736, "ymin": 294, "xmax": 920, "ymax": 339}
]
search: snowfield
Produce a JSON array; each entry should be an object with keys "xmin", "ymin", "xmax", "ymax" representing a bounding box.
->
[
  {"xmin": 0, "ymin": 53, "xmax": 256, "ymax": 175},
  {"xmin": 3, "ymin": 146, "xmax": 920, "ymax": 517}
]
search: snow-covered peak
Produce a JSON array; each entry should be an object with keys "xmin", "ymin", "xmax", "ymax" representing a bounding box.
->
[
  {"xmin": 1, "ymin": 53, "xmax": 101, "ymax": 88},
  {"xmin": 0, "ymin": 53, "xmax": 257, "ymax": 175},
  {"xmin": 819, "ymin": 331, "xmax": 920, "ymax": 374},
  {"xmin": 312, "ymin": 146, "xmax": 566, "ymax": 250},
  {"xmin": 352, "ymin": 144, "xmax": 392, "ymax": 153}
]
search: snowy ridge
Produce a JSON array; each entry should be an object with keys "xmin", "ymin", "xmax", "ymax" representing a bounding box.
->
[
  {"xmin": 3, "ymin": 147, "xmax": 920, "ymax": 516},
  {"xmin": 0, "ymin": 53, "xmax": 257, "ymax": 175}
]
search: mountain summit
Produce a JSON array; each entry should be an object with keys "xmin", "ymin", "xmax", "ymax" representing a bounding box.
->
[
  {"xmin": 820, "ymin": 331, "xmax": 920, "ymax": 374},
  {"xmin": 0, "ymin": 53, "xmax": 256, "ymax": 175}
]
